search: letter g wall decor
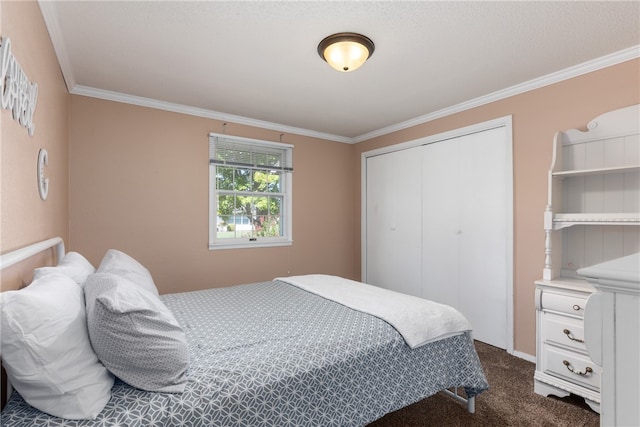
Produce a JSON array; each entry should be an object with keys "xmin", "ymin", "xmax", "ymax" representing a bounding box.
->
[
  {"xmin": 1, "ymin": 37, "xmax": 38, "ymax": 135},
  {"xmin": 37, "ymin": 148, "xmax": 49, "ymax": 201}
]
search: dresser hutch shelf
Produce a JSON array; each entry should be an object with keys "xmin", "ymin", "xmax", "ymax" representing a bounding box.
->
[{"xmin": 535, "ymin": 104, "xmax": 640, "ymax": 415}]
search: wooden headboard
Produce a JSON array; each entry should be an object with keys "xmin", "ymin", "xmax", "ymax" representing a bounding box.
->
[{"xmin": 0, "ymin": 237, "xmax": 66, "ymax": 408}]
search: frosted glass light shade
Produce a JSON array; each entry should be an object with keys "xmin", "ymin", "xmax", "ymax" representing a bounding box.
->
[{"xmin": 318, "ymin": 33, "xmax": 375, "ymax": 73}]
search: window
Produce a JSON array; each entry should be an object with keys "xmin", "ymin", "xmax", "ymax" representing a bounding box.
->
[{"xmin": 209, "ymin": 133, "xmax": 293, "ymax": 249}]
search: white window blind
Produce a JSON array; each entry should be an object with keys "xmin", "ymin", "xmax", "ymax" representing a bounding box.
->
[{"xmin": 209, "ymin": 135, "xmax": 293, "ymax": 172}]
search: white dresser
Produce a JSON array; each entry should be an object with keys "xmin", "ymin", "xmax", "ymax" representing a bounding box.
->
[
  {"xmin": 580, "ymin": 254, "xmax": 640, "ymax": 427},
  {"xmin": 534, "ymin": 279, "xmax": 600, "ymax": 411},
  {"xmin": 534, "ymin": 104, "xmax": 640, "ymax": 413}
]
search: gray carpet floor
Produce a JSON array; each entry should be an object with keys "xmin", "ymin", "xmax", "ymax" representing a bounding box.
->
[{"xmin": 369, "ymin": 341, "xmax": 600, "ymax": 426}]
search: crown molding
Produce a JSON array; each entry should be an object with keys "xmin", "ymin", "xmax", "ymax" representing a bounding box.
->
[
  {"xmin": 69, "ymin": 85, "xmax": 353, "ymax": 144},
  {"xmin": 352, "ymin": 45, "xmax": 640, "ymax": 143},
  {"xmin": 53, "ymin": 17, "xmax": 637, "ymax": 147},
  {"xmin": 38, "ymin": 0, "xmax": 76, "ymax": 92}
]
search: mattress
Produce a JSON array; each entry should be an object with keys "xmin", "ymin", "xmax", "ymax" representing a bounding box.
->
[{"xmin": 1, "ymin": 280, "xmax": 488, "ymax": 426}]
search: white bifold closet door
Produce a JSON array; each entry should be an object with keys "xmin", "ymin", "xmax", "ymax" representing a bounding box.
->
[
  {"xmin": 365, "ymin": 126, "xmax": 509, "ymax": 350},
  {"xmin": 422, "ymin": 126, "xmax": 508, "ymax": 349},
  {"xmin": 365, "ymin": 146, "xmax": 423, "ymax": 297}
]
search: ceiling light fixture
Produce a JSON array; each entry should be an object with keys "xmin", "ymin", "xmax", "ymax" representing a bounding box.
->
[{"xmin": 317, "ymin": 32, "xmax": 375, "ymax": 73}]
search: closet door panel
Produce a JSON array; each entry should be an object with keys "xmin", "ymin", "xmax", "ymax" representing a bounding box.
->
[
  {"xmin": 422, "ymin": 141, "xmax": 460, "ymax": 307},
  {"xmin": 365, "ymin": 147, "xmax": 423, "ymax": 297},
  {"xmin": 421, "ymin": 126, "xmax": 509, "ymax": 349},
  {"xmin": 457, "ymin": 127, "xmax": 508, "ymax": 348}
]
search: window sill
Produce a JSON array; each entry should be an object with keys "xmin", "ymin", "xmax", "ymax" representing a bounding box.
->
[{"xmin": 209, "ymin": 240, "xmax": 293, "ymax": 250}]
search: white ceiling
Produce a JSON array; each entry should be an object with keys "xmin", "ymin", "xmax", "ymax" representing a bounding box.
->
[{"xmin": 39, "ymin": 1, "xmax": 639, "ymax": 143}]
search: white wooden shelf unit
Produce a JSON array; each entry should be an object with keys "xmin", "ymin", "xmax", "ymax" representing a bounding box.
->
[
  {"xmin": 543, "ymin": 104, "xmax": 640, "ymax": 280},
  {"xmin": 535, "ymin": 104, "xmax": 640, "ymax": 413}
]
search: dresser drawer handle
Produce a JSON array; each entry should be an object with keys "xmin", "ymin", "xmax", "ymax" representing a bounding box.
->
[
  {"xmin": 563, "ymin": 360, "xmax": 593, "ymax": 376},
  {"xmin": 572, "ymin": 304, "xmax": 582, "ymax": 311},
  {"xmin": 563, "ymin": 329, "xmax": 585, "ymax": 343}
]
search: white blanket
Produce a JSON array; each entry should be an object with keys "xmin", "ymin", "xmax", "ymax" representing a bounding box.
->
[{"xmin": 274, "ymin": 274, "xmax": 472, "ymax": 349}]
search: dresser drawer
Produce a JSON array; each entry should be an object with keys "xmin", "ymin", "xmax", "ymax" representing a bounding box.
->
[
  {"xmin": 543, "ymin": 345, "xmax": 600, "ymax": 391},
  {"xmin": 540, "ymin": 290, "xmax": 587, "ymax": 317},
  {"xmin": 541, "ymin": 312, "xmax": 587, "ymax": 353}
]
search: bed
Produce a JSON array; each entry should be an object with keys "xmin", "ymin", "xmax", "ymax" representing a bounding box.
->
[{"xmin": 0, "ymin": 238, "xmax": 488, "ymax": 426}]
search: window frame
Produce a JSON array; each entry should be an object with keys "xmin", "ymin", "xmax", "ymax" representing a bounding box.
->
[{"xmin": 208, "ymin": 133, "xmax": 293, "ymax": 250}]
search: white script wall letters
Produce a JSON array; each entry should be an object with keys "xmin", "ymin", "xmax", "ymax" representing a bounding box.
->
[{"xmin": 0, "ymin": 37, "xmax": 38, "ymax": 136}]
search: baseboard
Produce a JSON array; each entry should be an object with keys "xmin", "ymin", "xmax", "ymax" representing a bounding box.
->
[{"xmin": 512, "ymin": 350, "xmax": 536, "ymax": 363}]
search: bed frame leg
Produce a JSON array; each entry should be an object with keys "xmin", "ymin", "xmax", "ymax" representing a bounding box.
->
[
  {"xmin": 467, "ymin": 395, "xmax": 475, "ymax": 413},
  {"xmin": 442, "ymin": 387, "xmax": 475, "ymax": 414}
]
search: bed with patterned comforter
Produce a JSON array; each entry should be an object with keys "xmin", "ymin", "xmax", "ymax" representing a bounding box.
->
[{"xmin": 1, "ymin": 279, "xmax": 488, "ymax": 426}]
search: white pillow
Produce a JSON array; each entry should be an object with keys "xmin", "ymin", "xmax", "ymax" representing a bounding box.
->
[
  {"xmin": 84, "ymin": 273, "xmax": 188, "ymax": 393},
  {"xmin": 33, "ymin": 251, "xmax": 96, "ymax": 286},
  {"xmin": 97, "ymin": 249, "xmax": 159, "ymax": 296},
  {"xmin": 0, "ymin": 273, "xmax": 114, "ymax": 419}
]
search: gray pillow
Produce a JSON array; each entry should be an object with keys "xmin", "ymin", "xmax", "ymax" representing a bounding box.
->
[
  {"xmin": 97, "ymin": 249, "xmax": 159, "ymax": 296},
  {"xmin": 84, "ymin": 273, "xmax": 188, "ymax": 393}
]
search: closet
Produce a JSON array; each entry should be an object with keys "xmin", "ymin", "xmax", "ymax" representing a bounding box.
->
[{"xmin": 363, "ymin": 118, "xmax": 513, "ymax": 351}]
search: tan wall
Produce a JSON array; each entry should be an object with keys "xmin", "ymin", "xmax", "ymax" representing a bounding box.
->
[
  {"xmin": 3, "ymin": 0, "xmax": 638, "ymax": 358},
  {"xmin": 69, "ymin": 96, "xmax": 355, "ymax": 294},
  {"xmin": 353, "ymin": 59, "xmax": 640, "ymax": 356},
  {"xmin": 0, "ymin": 1, "xmax": 70, "ymax": 291}
]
